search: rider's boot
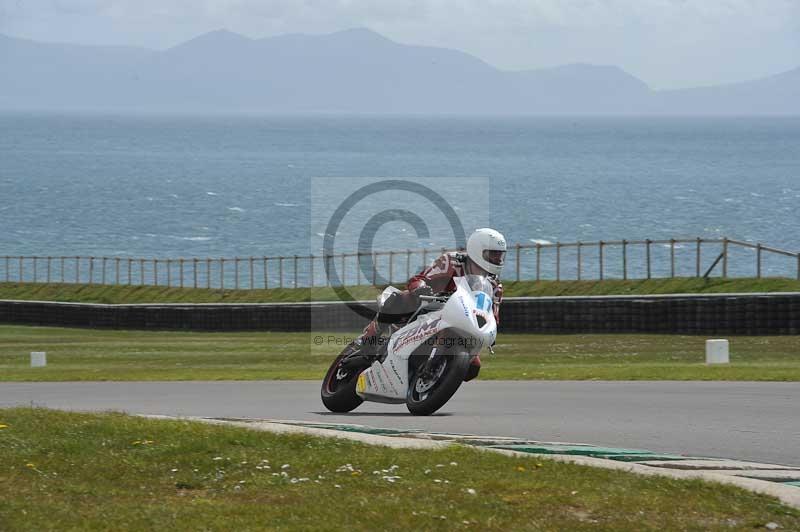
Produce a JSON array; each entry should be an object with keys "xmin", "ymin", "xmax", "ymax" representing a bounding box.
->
[
  {"xmin": 354, "ymin": 320, "xmax": 387, "ymax": 355},
  {"xmin": 464, "ymin": 355, "xmax": 481, "ymax": 381}
]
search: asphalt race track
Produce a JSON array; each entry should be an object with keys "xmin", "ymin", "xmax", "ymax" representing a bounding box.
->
[{"xmin": 1, "ymin": 381, "xmax": 797, "ymax": 467}]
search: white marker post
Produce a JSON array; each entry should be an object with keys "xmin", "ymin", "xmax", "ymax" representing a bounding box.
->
[
  {"xmin": 30, "ymin": 351, "xmax": 47, "ymax": 368},
  {"xmin": 705, "ymin": 340, "xmax": 729, "ymax": 364}
]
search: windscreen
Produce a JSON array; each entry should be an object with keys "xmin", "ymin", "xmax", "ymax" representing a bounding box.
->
[
  {"xmin": 465, "ymin": 274, "xmax": 493, "ymax": 295},
  {"xmin": 465, "ymin": 274, "xmax": 493, "ymax": 314}
]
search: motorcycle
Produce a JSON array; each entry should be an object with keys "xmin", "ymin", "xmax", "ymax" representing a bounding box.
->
[{"xmin": 321, "ymin": 274, "xmax": 497, "ymax": 416}]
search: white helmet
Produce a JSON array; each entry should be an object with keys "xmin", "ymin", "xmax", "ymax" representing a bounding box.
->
[{"xmin": 466, "ymin": 228, "xmax": 507, "ymax": 276}]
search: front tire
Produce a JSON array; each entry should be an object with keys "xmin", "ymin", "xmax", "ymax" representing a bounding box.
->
[
  {"xmin": 321, "ymin": 343, "xmax": 370, "ymax": 413},
  {"xmin": 406, "ymin": 351, "xmax": 471, "ymax": 416}
]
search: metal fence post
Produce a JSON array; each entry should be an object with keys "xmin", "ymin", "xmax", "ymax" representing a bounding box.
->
[
  {"xmin": 153, "ymin": 259, "xmax": 158, "ymax": 286},
  {"xmin": 76, "ymin": 257, "xmax": 81, "ymax": 283},
  {"xmin": 166, "ymin": 259, "xmax": 171, "ymax": 287},
  {"xmin": 193, "ymin": 258, "xmax": 198, "ymax": 289},
  {"xmin": 264, "ymin": 257, "xmax": 269, "ymax": 289},
  {"xmin": 127, "ymin": 259, "xmax": 132, "ymax": 285},
  {"xmin": 556, "ymin": 243, "xmax": 561, "ymax": 281},
  {"xmin": 61, "ymin": 257, "xmax": 66, "ymax": 283},
  {"xmin": 33, "ymin": 257, "xmax": 37, "ymax": 283},
  {"xmin": 249, "ymin": 257, "xmax": 254, "ymax": 289},
  {"xmin": 722, "ymin": 237, "xmax": 728, "ymax": 278},
  {"xmin": 102, "ymin": 257, "xmax": 107, "ymax": 285},
  {"xmin": 180, "ymin": 258, "xmax": 185, "ymax": 288},
  {"xmin": 756, "ymin": 243, "xmax": 762, "ymax": 278},
  {"xmin": 139, "ymin": 259, "xmax": 144, "ymax": 286},
  {"xmin": 622, "ymin": 240, "xmax": 627, "ymax": 280},
  {"xmin": 309, "ymin": 255, "xmax": 315, "ymax": 288},
  {"xmin": 115, "ymin": 258, "xmax": 120, "ymax": 285},
  {"xmin": 645, "ymin": 239, "xmax": 652, "ymax": 279},
  {"xmin": 576, "ymin": 242, "xmax": 582, "ymax": 281},
  {"xmin": 293, "ymin": 255, "xmax": 298, "ymax": 288},
  {"xmin": 599, "ymin": 241, "xmax": 604, "ymax": 280},
  {"xmin": 696, "ymin": 238, "xmax": 701, "ymax": 277},
  {"xmin": 19, "ymin": 257, "xmax": 23, "ymax": 282},
  {"xmin": 89, "ymin": 257, "xmax": 95, "ymax": 285},
  {"xmin": 515, "ymin": 243, "xmax": 521, "ymax": 282},
  {"xmin": 670, "ymin": 239, "xmax": 676, "ymax": 278},
  {"xmin": 535, "ymin": 244, "xmax": 541, "ymax": 282},
  {"xmin": 279, "ymin": 257, "xmax": 284, "ymax": 288},
  {"xmin": 206, "ymin": 259, "xmax": 211, "ymax": 289},
  {"xmin": 47, "ymin": 256, "xmax": 52, "ymax": 283},
  {"xmin": 220, "ymin": 258, "xmax": 225, "ymax": 289},
  {"xmin": 234, "ymin": 257, "xmax": 240, "ymax": 289}
]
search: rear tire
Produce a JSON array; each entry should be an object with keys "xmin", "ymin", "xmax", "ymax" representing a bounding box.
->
[
  {"xmin": 406, "ymin": 351, "xmax": 471, "ymax": 416},
  {"xmin": 321, "ymin": 343, "xmax": 370, "ymax": 413}
]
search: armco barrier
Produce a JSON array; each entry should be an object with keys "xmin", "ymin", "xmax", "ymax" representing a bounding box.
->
[
  {"xmin": 1, "ymin": 293, "xmax": 799, "ymax": 335},
  {"xmin": 0, "ymin": 300, "xmax": 373, "ymax": 332},
  {"xmin": 500, "ymin": 293, "xmax": 800, "ymax": 335}
]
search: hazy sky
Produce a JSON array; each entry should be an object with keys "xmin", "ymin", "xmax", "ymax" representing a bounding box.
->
[{"xmin": 1, "ymin": 0, "xmax": 798, "ymax": 89}]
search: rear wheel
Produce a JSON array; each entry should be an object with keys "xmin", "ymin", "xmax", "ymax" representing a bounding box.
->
[
  {"xmin": 406, "ymin": 351, "xmax": 471, "ymax": 416},
  {"xmin": 321, "ymin": 343, "xmax": 371, "ymax": 413}
]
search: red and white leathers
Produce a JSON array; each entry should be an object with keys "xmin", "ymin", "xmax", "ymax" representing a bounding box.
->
[
  {"xmin": 359, "ymin": 252, "xmax": 503, "ymax": 381},
  {"xmin": 408, "ymin": 252, "xmax": 503, "ymax": 325}
]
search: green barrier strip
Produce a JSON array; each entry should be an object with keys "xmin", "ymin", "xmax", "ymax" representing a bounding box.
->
[
  {"xmin": 277, "ymin": 422, "xmax": 691, "ymax": 462},
  {"xmin": 600, "ymin": 454, "xmax": 688, "ymax": 462},
  {"xmin": 488, "ymin": 444, "xmax": 687, "ymax": 462},
  {"xmin": 784, "ymin": 481, "xmax": 800, "ymax": 488},
  {"xmin": 281, "ymin": 422, "xmax": 424, "ymax": 436}
]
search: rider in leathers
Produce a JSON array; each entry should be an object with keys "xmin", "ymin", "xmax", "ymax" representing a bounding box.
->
[{"xmin": 356, "ymin": 228, "xmax": 507, "ymax": 381}]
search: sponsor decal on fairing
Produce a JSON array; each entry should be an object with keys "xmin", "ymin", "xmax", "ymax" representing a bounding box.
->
[{"xmin": 393, "ymin": 317, "xmax": 442, "ymax": 352}]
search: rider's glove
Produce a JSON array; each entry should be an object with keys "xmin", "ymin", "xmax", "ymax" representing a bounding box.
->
[{"xmin": 412, "ymin": 284, "xmax": 434, "ymax": 298}]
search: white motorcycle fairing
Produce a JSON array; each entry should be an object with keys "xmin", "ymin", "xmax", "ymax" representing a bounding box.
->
[{"xmin": 355, "ymin": 276, "xmax": 497, "ymax": 404}]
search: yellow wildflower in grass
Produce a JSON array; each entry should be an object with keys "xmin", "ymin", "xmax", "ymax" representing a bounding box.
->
[
  {"xmin": 26, "ymin": 463, "xmax": 35, "ymax": 468},
  {"xmin": 0, "ymin": 423, "xmax": 8, "ymax": 429},
  {"xmin": 516, "ymin": 466, "xmax": 526, "ymax": 472}
]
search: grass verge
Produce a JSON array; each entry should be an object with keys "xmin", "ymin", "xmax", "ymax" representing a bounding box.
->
[
  {"xmin": 1, "ymin": 408, "xmax": 797, "ymax": 531},
  {"xmin": 0, "ymin": 325, "xmax": 798, "ymax": 381},
  {"xmin": 0, "ymin": 277, "xmax": 798, "ymax": 304}
]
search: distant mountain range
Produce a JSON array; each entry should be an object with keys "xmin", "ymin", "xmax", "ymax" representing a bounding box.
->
[{"xmin": 1, "ymin": 28, "xmax": 797, "ymax": 114}]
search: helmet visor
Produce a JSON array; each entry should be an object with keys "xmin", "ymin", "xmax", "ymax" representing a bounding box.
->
[{"xmin": 482, "ymin": 249, "xmax": 506, "ymax": 266}]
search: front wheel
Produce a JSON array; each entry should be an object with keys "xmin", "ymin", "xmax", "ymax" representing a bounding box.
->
[
  {"xmin": 321, "ymin": 342, "xmax": 371, "ymax": 413},
  {"xmin": 406, "ymin": 351, "xmax": 472, "ymax": 416}
]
